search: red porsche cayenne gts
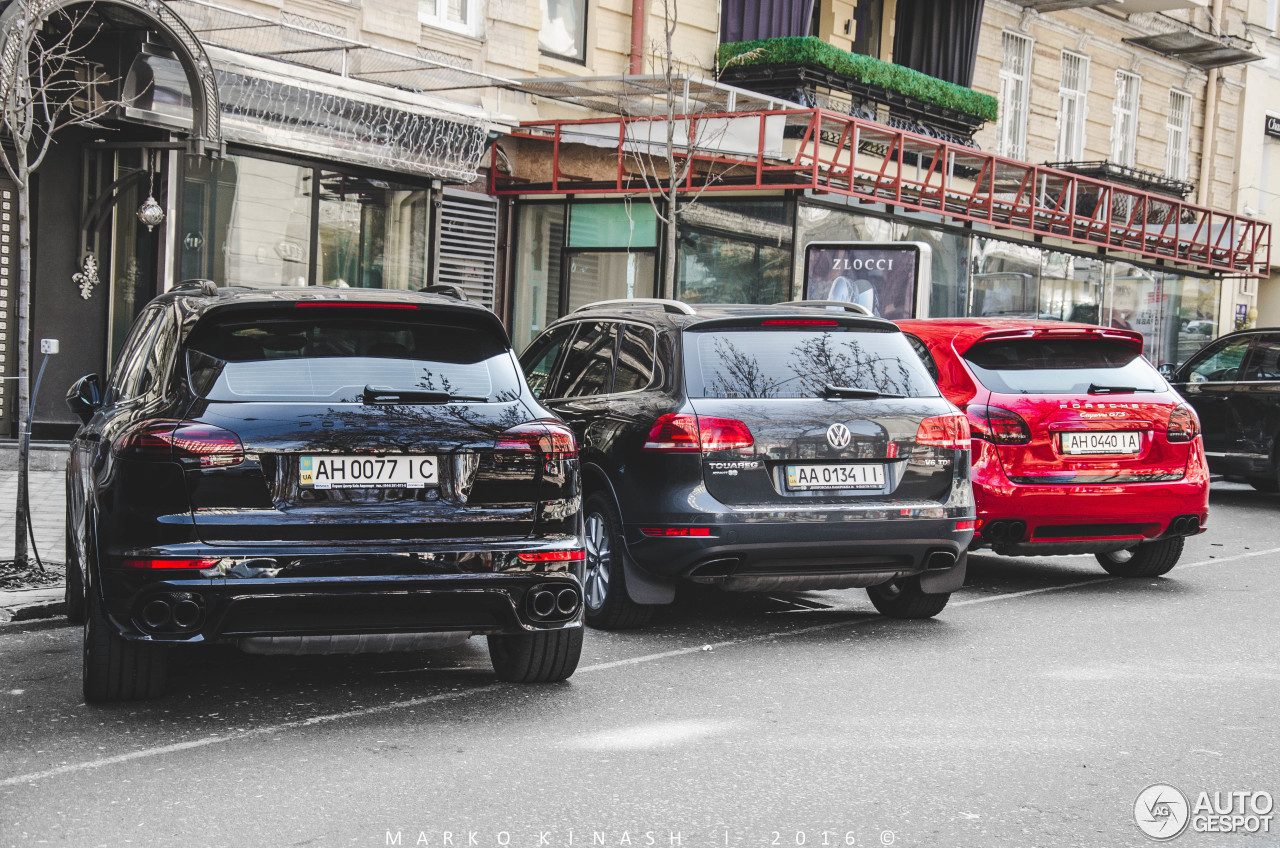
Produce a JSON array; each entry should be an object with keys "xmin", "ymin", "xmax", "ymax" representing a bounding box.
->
[{"xmin": 896, "ymin": 319, "xmax": 1209, "ymax": 577}]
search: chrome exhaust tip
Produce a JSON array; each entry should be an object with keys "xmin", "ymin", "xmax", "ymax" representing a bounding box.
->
[
  {"xmin": 530, "ymin": 590, "xmax": 557, "ymax": 619},
  {"xmin": 555, "ymin": 588, "xmax": 579, "ymax": 616}
]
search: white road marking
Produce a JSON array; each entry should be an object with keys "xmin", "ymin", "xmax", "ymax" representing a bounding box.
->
[{"xmin": 3, "ymin": 544, "xmax": 1278, "ymax": 789}]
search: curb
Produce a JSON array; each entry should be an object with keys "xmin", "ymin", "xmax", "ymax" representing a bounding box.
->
[{"xmin": 0, "ymin": 586, "xmax": 67, "ymax": 624}]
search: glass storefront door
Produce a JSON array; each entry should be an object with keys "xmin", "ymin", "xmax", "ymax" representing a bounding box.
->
[
  {"xmin": 563, "ymin": 250, "xmax": 655, "ymax": 313},
  {"xmin": 107, "ymin": 149, "xmax": 165, "ymax": 367}
]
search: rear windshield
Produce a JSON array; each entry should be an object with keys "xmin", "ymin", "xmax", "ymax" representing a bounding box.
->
[
  {"xmin": 684, "ymin": 327, "xmax": 939, "ymax": 399},
  {"xmin": 964, "ymin": 338, "xmax": 1164, "ymax": 394},
  {"xmin": 184, "ymin": 310, "xmax": 522, "ymax": 403}
]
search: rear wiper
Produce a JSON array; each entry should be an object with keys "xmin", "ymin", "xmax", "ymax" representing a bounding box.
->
[
  {"xmin": 363, "ymin": 386, "xmax": 487, "ymax": 404},
  {"xmin": 1087, "ymin": 384, "xmax": 1155, "ymax": 394},
  {"xmin": 823, "ymin": 384, "xmax": 904, "ymax": 400}
]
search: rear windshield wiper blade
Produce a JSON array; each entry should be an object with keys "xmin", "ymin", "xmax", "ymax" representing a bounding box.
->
[
  {"xmin": 363, "ymin": 386, "xmax": 487, "ymax": 405},
  {"xmin": 823, "ymin": 384, "xmax": 903, "ymax": 400},
  {"xmin": 1087, "ymin": 384, "xmax": 1155, "ymax": 394}
]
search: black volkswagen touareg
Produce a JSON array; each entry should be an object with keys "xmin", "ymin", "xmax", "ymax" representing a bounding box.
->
[
  {"xmin": 65, "ymin": 282, "xmax": 584, "ymax": 701},
  {"xmin": 520, "ymin": 299, "xmax": 975, "ymax": 629}
]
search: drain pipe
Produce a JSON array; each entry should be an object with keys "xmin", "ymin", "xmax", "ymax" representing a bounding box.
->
[
  {"xmin": 1196, "ymin": 0, "xmax": 1226, "ymax": 208},
  {"xmin": 629, "ymin": 0, "xmax": 646, "ymax": 75}
]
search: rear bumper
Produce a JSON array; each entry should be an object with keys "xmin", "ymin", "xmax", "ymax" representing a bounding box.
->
[
  {"xmin": 97, "ymin": 540, "xmax": 584, "ymax": 644},
  {"xmin": 624, "ymin": 510, "xmax": 973, "ymax": 594},
  {"xmin": 972, "ymin": 454, "xmax": 1210, "ymax": 553}
]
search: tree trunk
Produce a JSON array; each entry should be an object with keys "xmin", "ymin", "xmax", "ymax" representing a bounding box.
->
[{"xmin": 14, "ymin": 159, "xmax": 32, "ymax": 568}]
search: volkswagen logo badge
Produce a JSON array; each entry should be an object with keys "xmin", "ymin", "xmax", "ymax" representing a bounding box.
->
[{"xmin": 826, "ymin": 423, "xmax": 852, "ymax": 449}]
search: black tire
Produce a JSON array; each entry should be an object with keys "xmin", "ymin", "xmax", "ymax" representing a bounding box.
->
[
  {"xmin": 1094, "ymin": 536, "xmax": 1184, "ymax": 577},
  {"xmin": 487, "ymin": 627, "xmax": 583, "ymax": 683},
  {"xmin": 867, "ymin": 576, "xmax": 950, "ymax": 619},
  {"xmin": 582, "ymin": 493, "xmax": 654, "ymax": 630},
  {"xmin": 83, "ymin": 592, "xmax": 168, "ymax": 703},
  {"xmin": 64, "ymin": 523, "xmax": 86, "ymax": 625}
]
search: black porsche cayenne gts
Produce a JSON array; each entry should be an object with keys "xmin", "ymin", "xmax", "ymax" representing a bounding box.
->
[{"xmin": 65, "ymin": 282, "xmax": 584, "ymax": 701}]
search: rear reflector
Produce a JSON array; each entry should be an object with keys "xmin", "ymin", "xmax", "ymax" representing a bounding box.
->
[
  {"xmin": 915, "ymin": 414, "xmax": 971, "ymax": 450},
  {"xmin": 643, "ymin": 414, "xmax": 753, "ymax": 452},
  {"xmin": 1166, "ymin": 403, "xmax": 1200, "ymax": 442},
  {"xmin": 517, "ymin": 551, "xmax": 586, "ymax": 562},
  {"xmin": 495, "ymin": 421, "xmax": 577, "ymax": 460},
  {"xmin": 955, "ymin": 520, "xmax": 976, "ymax": 531},
  {"xmin": 640, "ymin": 527, "xmax": 713, "ymax": 537},
  {"xmin": 121, "ymin": 558, "xmax": 219, "ymax": 570},
  {"xmin": 114, "ymin": 421, "xmax": 244, "ymax": 468},
  {"xmin": 761, "ymin": 319, "xmax": 839, "ymax": 327}
]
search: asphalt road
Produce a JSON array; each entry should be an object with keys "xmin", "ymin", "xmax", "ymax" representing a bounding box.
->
[{"xmin": 2, "ymin": 483, "xmax": 1277, "ymax": 848}]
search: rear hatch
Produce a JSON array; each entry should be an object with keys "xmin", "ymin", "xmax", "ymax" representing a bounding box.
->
[
  {"xmin": 678, "ymin": 317, "xmax": 965, "ymax": 505},
  {"xmin": 960, "ymin": 330, "xmax": 1196, "ymax": 484},
  {"xmin": 167, "ymin": 301, "xmax": 557, "ymax": 545}
]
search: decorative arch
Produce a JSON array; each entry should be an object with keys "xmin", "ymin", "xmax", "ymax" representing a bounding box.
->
[{"xmin": 0, "ymin": 0, "xmax": 221, "ymax": 154}]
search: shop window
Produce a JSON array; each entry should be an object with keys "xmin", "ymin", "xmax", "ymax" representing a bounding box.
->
[
  {"xmin": 1039, "ymin": 254, "xmax": 1103, "ymax": 324},
  {"xmin": 568, "ymin": 202, "xmax": 656, "ymax": 248},
  {"xmin": 1056, "ymin": 51, "xmax": 1089, "ymax": 162},
  {"xmin": 997, "ymin": 32, "xmax": 1033, "ymax": 160},
  {"xmin": 1166, "ymin": 90, "xmax": 1192, "ymax": 182},
  {"xmin": 972, "ymin": 238, "xmax": 1042, "ymax": 317},
  {"xmin": 1112, "ymin": 70, "xmax": 1141, "ymax": 168},
  {"xmin": 1109, "ymin": 266, "xmax": 1220, "ymax": 369},
  {"xmin": 420, "ymin": 0, "xmax": 482, "ymax": 36},
  {"xmin": 565, "ymin": 250, "xmax": 656, "ymax": 312},
  {"xmin": 677, "ymin": 200, "xmax": 793, "ymax": 305},
  {"xmin": 316, "ymin": 172, "xmax": 430, "ymax": 290},
  {"xmin": 541, "ymin": 0, "xmax": 587, "ymax": 62},
  {"xmin": 512, "ymin": 204, "xmax": 566, "ymax": 352},
  {"xmin": 181, "ymin": 155, "xmax": 312, "ymax": 289}
]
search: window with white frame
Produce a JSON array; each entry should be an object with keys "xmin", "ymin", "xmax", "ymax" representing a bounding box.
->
[
  {"xmin": 1056, "ymin": 51, "xmax": 1089, "ymax": 162},
  {"xmin": 1166, "ymin": 89, "xmax": 1192, "ymax": 181},
  {"xmin": 997, "ymin": 32, "xmax": 1033, "ymax": 159},
  {"xmin": 1268, "ymin": 0, "xmax": 1278, "ymax": 33},
  {"xmin": 420, "ymin": 0, "xmax": 481, "ymax": 36},
  {"xmin": 1112, "ymin": 70, "xmax": 1141, "ymax": 167}
]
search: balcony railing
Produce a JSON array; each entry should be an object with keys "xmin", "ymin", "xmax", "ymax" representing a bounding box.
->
[{"xmin": 491, "ymin": 107, "xmax": 1270, "ymax": 279}]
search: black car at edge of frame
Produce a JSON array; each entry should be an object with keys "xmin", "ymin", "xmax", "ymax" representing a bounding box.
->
[
  {"xmin": 65, "ymin": 281, "xmax": 584, "ymax": 702},
  {"xmin": 519, "ymin": 298, "xmax": 976, "ymax": 630}
]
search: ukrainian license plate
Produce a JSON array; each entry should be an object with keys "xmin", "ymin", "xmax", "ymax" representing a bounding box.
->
[
  {"xmin": 1060, "ymin": 431, "xmax": 1142, "ymax": 455},
  {"xmin": 299, "ymin": 455, "xmax": 437, "ymax": 489},
  {"xmin": 785, "ymin": 463, "xmax": 886, "ymax": 490}
]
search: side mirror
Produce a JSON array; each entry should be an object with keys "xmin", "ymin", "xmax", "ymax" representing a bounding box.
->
[
  {"xmin": 66, "ymin": 374, "xmax": 103, "ymax": 423},
  {"xmin": 1157, "ymin": 363, "xmax": 1176, "ymax": 380}
]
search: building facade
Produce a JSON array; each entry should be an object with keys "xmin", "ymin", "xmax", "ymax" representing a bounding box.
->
[{"xmin": 1, "ymin": 0, "xmax": 1273, "ymax": 438}]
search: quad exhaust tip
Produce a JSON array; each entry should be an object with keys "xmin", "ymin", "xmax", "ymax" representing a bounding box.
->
[
  {"xmin": 980, "ymin": 520, "xmax": 1027, "ymax": 542},
  {"xmin": 135, "ymin": 593, "xmax": 206, "ymax": 634},
  {"xmin": 527, "ymin": 585, "xmax": 580, "ymax": 622},
  {"xmin": 1171, "ymin": 515, "xmax": 1200, "ymax": 536}
]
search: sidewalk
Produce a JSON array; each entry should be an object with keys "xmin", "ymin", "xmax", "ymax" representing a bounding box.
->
[{"xmin": 0, "ymin": 466, "xmax": 67, "ymax": 623}]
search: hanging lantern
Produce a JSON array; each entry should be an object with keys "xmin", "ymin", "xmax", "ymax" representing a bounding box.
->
[
  {"xmin": 137, "ymin": 195, "xmax": 165, "ymax": 231},
  {"xmin": 137, "ymin": 149, "xmax": 165, "ymax": 231}
]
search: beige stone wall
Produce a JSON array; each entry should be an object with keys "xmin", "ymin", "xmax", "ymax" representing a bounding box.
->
[{"xmin": 971, "ymin": 0, "xmax": 1259, "ymax": 216}]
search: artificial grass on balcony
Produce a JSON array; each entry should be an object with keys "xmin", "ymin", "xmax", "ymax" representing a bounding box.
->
[{"xmin": 717, "ymin": 36, "xmax": 999, "ymax": 124}]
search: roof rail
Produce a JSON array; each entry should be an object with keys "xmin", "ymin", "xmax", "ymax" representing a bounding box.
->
[
  {"xmin": 574, "ymin": 298, "xmax": 696, "ymax": 316},
  {"xmin": 421, "ymin": 283, "xmax": 468, "ymax": 301},
  {"xmin": 172, "ymin": 279, "xmax": 218, "ymax": 296},
  {"xmin": 774, "ymin": 300, "xmax": 874, "ymax": 317}
]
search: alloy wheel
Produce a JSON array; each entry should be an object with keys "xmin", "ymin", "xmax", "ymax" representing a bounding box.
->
[{"xmin": 584, "ymin": 512, "xmax": 612, "ymax": 610}]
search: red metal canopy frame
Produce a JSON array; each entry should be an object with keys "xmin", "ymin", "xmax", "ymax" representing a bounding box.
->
[{"xmin": 491, "ymin": 107, "xmax": 1271, "ymax": 279}]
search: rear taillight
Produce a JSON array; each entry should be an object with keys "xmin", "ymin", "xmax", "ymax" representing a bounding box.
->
[
  {"xmin": 1167, "ymin": 403, "xmax": 1200, "ymax": 442},
  {"xmin": 113, "ymin": 421, "xmax": 244, "ymax": 468},
  {"xmin": 640, "ymin": 527, "xmax": 713, "ymax": 537},
  {"xmin": 915, "ymin": 413, "xmax": 971, "ymax": 450},
  {"xmin": 494, "ymin": 420, "xmax": 577, "ymax": 460},
  {"xmin": 516, "ymin": 550, "xmax": 585, "ymax": 563},
  {"xmin": 121, "ymin": 558, "xmax": 219, "ymax": 570},
  {"xmin": 642, "ymin": 414, "xmax": 754, "ymax": 452},
  {"xmin": 967, "ymin": 406, "xmax": 1031, "ymax": 445}
]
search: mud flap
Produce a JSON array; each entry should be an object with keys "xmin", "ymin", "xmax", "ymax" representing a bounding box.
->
[
  {"xmin": 623, "ymin": 552, "xmax": 677, "ymax": 604},
  {"xmin": 918, "ymin": 551, "xmax": 967, "ymax": 594}
]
